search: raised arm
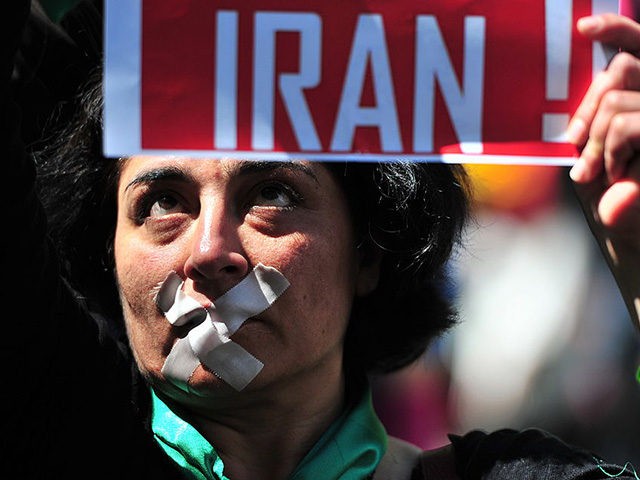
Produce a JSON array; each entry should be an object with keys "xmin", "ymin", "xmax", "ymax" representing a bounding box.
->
[{"xmin": 569, "ymin": 13, "xmax": 640, "ymax": 331}]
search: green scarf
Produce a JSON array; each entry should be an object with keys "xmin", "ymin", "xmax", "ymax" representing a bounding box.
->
[{"xmin": 151, "ymin": 388, "xmax": 388, "ymax": 480}]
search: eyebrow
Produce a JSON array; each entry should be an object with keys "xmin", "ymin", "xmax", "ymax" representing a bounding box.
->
[
  {"xmin": 229, "ymin": 160, "xmax": 319, "ymax": 185},
  {"xmin": 124, "ymin": 166, "xmax": 193, "ymax": 192},
  {"xmin": 124, "ymin": 160, "xmax": 320, "ymax": 193}
]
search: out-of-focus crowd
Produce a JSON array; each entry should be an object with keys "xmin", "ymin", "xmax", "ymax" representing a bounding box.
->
[{"xmin": 372, "ymin": 164, "xmax": 640, "ymax": 466}]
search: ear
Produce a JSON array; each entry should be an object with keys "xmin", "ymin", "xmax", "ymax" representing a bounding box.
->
[{"xmin": 355, "ymin": 245, "xmax": 382, "ymax": 297}]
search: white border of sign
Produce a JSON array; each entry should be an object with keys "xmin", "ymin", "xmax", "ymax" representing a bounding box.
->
[{"xmin": 104, "ymin": 0, "xmax": 142, "ymax": 156}]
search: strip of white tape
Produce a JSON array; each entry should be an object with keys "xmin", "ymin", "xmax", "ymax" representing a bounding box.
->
[
  {"xmin": 161, "ymin": 338, "xmax": 201, "ymax": 393},
  {"xmin": 200, "ymin": 342, "xmax": 265, "ymax": 391},
  {"xmin": 210, "ymin": 264, "xmax": 291, "ymax": 335},
  {"xmin": 156, "ymin": 264, "xmax": 289, "ymax": 391},
  {"xmin": 156, "ymin": 272, "xmax": 207, "ymax": 326}
]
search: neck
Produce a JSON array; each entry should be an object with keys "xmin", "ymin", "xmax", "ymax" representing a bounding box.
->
[{"xmin": 189, "ymin": 368, "xmax": 347, "ymax": 480}]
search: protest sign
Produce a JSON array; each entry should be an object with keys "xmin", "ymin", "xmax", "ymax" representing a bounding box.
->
[{"xmin": 105, "ymin": 0, "xmax": 620, "ymax": 164}]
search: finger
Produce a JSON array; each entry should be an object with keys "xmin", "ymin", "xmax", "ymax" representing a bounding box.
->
[
  {"xmin": 568, "ymin": 15, "xmax": 640, "ymax": 148},
  {"xmin": 589, "ymin": 90, "xmax": 640, "ymax": 145},
  {"xmin": 597, "ymin": 156, "xmax": 640, "ymax": 234},
  {"xmin": 579, "ymin": 90, "xmax": 640, "ymax": 182},
  {"xmin": 567, "ymin": 70, "xmax": 610, "ymax": 149},
  {"xmin": 568, "ymin": 52, "xmax": 640, "ymax": 178},
  {"xmin": 598, "ymin": 176, "xmax": 640, "ymax": 236},
  {"xmin": 604, "ymin": 110, "xmax": 640, "ymax": 183},
  {"xmin": 577, "ymin": 13, "xmax": 640, "ymax": 52}
]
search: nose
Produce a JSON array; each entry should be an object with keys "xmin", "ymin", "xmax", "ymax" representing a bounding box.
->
[{"xmin": 184, "ymin": 201, "xmax": 249, "ymax": 294}]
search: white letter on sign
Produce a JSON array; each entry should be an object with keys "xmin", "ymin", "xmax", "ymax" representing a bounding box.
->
[
  {"xmin": 413, "ymin": 16, "xmax": 485, "ymax": 153},
  {"xmin": 252, "ymin": 12, "xmax": 322, "ymax": 151},
  {"xmin": 330, "ymin": 14, "xmax": 402, "ymax": 153},
  {"xmin": 215, "ymin": 11, "xmax": 238, "ymax": 149}
]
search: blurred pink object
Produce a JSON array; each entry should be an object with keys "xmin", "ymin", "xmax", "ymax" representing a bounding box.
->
[{"xmin": 620, "ymin": 0, "xmax": 640, "ymax": 19}]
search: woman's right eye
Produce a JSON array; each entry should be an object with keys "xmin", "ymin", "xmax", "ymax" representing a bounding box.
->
[
  {"xmin": 134, "ymin": 192, "xmax": 188, "ymax": 222},
  {"xmin": 149, "ymin": 194, "xmax": 183, "ymax": 217}
]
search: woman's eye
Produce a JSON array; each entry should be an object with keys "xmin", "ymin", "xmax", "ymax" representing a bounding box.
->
[
  {"xmin": 253, "ymin": 184, "xmax": 298, "ymax": 208},
  {"xmin": 147, "ymin": 194, "xmax": 185, "ymax": 217}
]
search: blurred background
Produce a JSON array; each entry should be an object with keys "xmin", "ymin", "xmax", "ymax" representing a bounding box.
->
[{"xmin": 371, "ymin": 163, "xmax": 640, "ymax": 466}]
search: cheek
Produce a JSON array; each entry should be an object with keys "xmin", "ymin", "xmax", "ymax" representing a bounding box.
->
[
  {"xmin": 264, "ymin": 230, "xmax": 357, "ymax": 340},
  {"xmin": 114, "ymin": 235, "xmax": 187, "ymax": 373},
  {"xmin": 257, "ymin": 229, "xmax": 355, "ymax": 296},
  {"xmin": 115, "ymin": 230, "xmax": 186, "ymax": 312}
]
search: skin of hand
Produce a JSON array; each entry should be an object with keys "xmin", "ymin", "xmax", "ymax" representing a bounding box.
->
[{"xmin": 569, "ymin": 13, "xmax": 640, "ymax": 329}]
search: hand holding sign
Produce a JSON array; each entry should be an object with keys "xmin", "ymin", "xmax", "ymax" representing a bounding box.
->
[{"xmin": 569, "ymin": 13, "xmax": 640, "ymax": 329}]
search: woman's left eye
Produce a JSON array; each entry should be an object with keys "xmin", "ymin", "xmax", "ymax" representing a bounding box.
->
[{"xmin": 252, "ymin": 184, "xmax": 300, "ymax": 208}]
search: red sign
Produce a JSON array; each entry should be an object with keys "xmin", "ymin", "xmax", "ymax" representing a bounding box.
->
[{"xmin": 104, "ymin": 0, "xmax": 620, "ymax": 164}]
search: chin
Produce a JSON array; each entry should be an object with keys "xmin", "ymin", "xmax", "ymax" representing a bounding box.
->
[
  {"xmin": 181, "ymin": 365, "xmax": 267, "ymax": 403},
  {"xmin": 186, "ymin": 365, "xmax": 239, "ymax": 395}
]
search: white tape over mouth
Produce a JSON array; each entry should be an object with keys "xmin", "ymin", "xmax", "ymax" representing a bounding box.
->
[{"xmin": 155, "ymin": 263, "xmax": 290, "ymax": 391}]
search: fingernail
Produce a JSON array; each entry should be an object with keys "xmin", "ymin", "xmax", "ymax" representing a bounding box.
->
[
  {"xmin": 577, "ymin": 16, "xmax": 602, "ymax": 34},
  {"xmin": 570, "ymin": 159, "xmax": 586, "ymax": 182},
  {"xmin": 566, "ymin": 118, "xmax": 586, "ymax": 144}
]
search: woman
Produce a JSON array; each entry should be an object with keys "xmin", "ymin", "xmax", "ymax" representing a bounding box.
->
[{"xmin": 4, "ymin": 2, "xmax": 640, "ymax": 479}]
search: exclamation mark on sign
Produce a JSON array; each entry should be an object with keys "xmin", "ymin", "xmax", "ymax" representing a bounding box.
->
[
  {"xmin": 542, "ymin": 0, "xmax": 573, "ymax": 142},
  {"xmin": 592, "ymin": 0, "xmax": 619, "ymax": 76}
]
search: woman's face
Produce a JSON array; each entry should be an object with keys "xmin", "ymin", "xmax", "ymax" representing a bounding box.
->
[{"xmin": 113, "ymin": 157, "xmax": 375, "ymax": 405}]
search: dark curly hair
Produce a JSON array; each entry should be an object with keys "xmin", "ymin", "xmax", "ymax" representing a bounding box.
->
[
  {"xmin": 331, "ymin": 161, "xmax": 470, "ymax": 375},
  {"xmin": 34, "ymin": 68, "xmax": 471, "ymax": 378}
]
